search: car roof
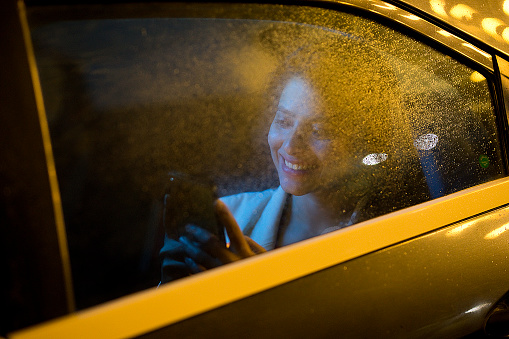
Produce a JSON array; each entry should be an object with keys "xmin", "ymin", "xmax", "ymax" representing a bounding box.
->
[
  {"xmin": 23, "ymin": 0, "xmax": 509, "ymax": 60},
  {"xmin": 397, "ymin": 0, "xmax": 509, "ymax": 58}
]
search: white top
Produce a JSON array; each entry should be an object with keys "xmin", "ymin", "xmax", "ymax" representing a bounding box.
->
[
  {"xmin": 220, "ymin": 185, "xmax": 369, "ymax": 249},
  {"xmin": 220, "ymin": 186, "xmax": 288, "ymax": 250}
]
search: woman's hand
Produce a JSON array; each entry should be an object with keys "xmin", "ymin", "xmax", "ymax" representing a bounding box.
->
[
  {"xmin": 160, "ymin": 237, "xmax": 191, "ymax": 282},
  {"xmin": 180, "ymin": 200, "xmax": 265, "ymax": 272},
  {"xmin": 160, "ymin": 200, "xmax": 265, "ymax": 283}
]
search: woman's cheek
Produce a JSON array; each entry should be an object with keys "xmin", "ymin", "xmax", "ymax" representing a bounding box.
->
[
  {"xmin": 268, "ymin": 127, "xmax": 286, "ymax": 148},
  {"xmin": 268, "ymin": 131, "xmax": 284, "ymax": 166},
  {"xmin": 267, "ymin": 128, "xmax": 277, "ymax": 148},
  {"xmin": 312, "ymin": 139, "xmax": 333, "ymax": 161},
  {"xmin": 319, "ymin": 142, "xmax": 353, "ymax": 175}
]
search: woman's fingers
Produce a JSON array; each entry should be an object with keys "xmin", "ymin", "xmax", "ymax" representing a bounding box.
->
[
  {"xmin": 179, "ymin": 235, "xmax": 223, "ymax": 268},
  {"xmin": 184, "ymin": 224, "xmax": 239, "ymax": 263},
  {"xmin": 160, "ymin": 237, "xmax": 191, "ymax": 282},
  {"xmin": 245, "ymin": 236, "xmax": 266, "ymax": 254},
  {"xmin": 184, "ymin": 257, "xmax": 205, "ymax": 274},
  {"xmin": 184, "ymin": 224, "xmax": 218, "ymax": 246},
  {"xmin": 215, "ymin": 200, "xmax": 253, "ymax": 257},
  {"xmin": 176, "ymin": 201, "xmax": 264, "ymax": 271},
  {"xmin": 161, "ymin": 257, "xmax": 190, "ymax": 283},
  {"xmin": 160, "ymin": 236, "xmax": 186, "ymax": 257}
]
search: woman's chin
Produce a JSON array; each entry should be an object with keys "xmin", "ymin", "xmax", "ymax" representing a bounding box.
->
[{"xmin": 280, "ymin": 181, "xmax": 314, "ymax": 196}]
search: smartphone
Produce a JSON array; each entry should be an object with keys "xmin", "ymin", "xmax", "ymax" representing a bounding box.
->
[{"xmin": 163, "ymin": 172, "xmax": 226, "ymax": 245}]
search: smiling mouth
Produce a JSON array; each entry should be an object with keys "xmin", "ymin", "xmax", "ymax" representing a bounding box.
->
[{"xmin": 284, "ymin": 159, "xmax": 317, "ymax": 171}]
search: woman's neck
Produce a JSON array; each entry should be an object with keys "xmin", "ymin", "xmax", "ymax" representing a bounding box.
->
[
  {"xmin": 278, "ymin": 190, "xmax": 360, "ymax": 246},
  {"xmin": 294, "ymin": 190, "xmax": 357, "ymax": 228}
]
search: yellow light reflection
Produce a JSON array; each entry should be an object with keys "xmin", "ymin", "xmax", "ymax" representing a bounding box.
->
[
  {"xmin": 400, "ymin": 14, "xmax": 420, "ymax": 21},
  {"xmin": 437, "ymin": 30, "xmax": 453, "ymax": 37},
  {"xmin": 502, "ymin": 27, "xmax": 509, "ymax": 43},
  {"xmin": 484, "ymin": 223, "xmax": 509, "ymax": 239},
  {"xmin": 470, "ymin": 71, "xmax": 486, "ymax": 82},
  {"xmin": 430, "ymin": 0, "xmax": 448, "ymax": 17},
  {"xmin": 462, "ymin": 43, "xmax": 492, "ymax": 58},
  {"xmin": 447, "ymin": 220, "xmax": 477, "ymax": 236},
  {"xmin": 504, "ymin": 0, "xmax": 509, "ymax": 16},
  {"xmin": 450, "ymin": 4, "xmax": 476, "ymax": 21},
  {"xmin": 373, "ymin": 3, "xmax": 397, "ymax": 10},
  {"xmin": 481, "ymin": 18, "xmax": 505, "ymax": 39}
]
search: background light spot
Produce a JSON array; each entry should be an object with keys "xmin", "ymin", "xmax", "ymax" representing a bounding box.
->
[
  {"xmin": 414, "ymin": 134, "xmax": 438, "ymax": 150},
  {"xmin": 362, "ymin": 153, "xmax": 388, "ymax": 165}
]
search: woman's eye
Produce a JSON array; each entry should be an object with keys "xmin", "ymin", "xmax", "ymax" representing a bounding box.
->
[
  {"xmin": 312, "ymin": 125, "xmax": 332, "ymax": 140},
  {"xmin": 274, "ymin": 114, "xmax": 292, "ymax": 128},
  {"xmin": 274, "ymin": 118, "xmax": 288, "ymax": 128}
]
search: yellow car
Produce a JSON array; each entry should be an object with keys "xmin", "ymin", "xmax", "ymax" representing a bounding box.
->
[{"xmin": 2, "ymin": 0, "xmax": 509, "ymax": 337}]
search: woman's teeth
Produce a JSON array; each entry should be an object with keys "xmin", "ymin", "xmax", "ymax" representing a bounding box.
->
[{"xmin": 285, "ymin": 159, "xmax": 316, "ymax": 170}]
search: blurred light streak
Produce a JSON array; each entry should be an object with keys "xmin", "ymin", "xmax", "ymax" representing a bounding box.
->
[
  {"xmin": 437, "ymin": 29, "xmax": 453, "ymax": 37},
  {"xmin": 446, "ymin": 220, "xmax": 477, "ymax": 236},
  {"xmin": 484, "ymin": 222, "xmax": 509, "ymax": 239},
  {"xmin": 462, "ymin": 43, "xmax": 492, "ymax": 58},
  {"xmin": 373, "ymin": 3, "xmax": 397, "ymax": 10},
  {"xmin": 400, "ymin": 14, "xmax": 420, "ymax": 20},
  {"xmin": 465, "ymin": 302, "xmax": 491, "ymax": 314}
]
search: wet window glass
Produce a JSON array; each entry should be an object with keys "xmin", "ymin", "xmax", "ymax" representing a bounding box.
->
[{"xmin": 28, "ymin": 3, "xmax": 505, "ymax": 308}]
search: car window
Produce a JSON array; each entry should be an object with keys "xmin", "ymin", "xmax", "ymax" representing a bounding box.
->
[{"xmin": 27, "ymin": 3, "xmax": 505, "ymax": 309}]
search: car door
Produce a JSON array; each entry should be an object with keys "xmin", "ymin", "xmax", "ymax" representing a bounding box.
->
[{"xmin": 5, "ymin": 0, "xmax": 509, "ymax": 338}]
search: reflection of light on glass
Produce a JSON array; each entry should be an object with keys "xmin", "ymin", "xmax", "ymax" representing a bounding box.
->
[
  {"xmin": 400, "ymin": 14, "xmax": 420, "ymax": 20},
  {"xmin": 504, "ymin": 0, "xmax": 509, "ymax": 16},
  {"xmin": 414, "ymin": 134, "xmax": 438, "ymax": 150},
  {"xmin": 446, "ymin": 220, "xmax": 477, "ymax": 236},
  {"xmin": 484, "ymin": 222, "xmax": 509, "ymax": 239},
  {"xmin": 450, "ymin": 4, "xmax": 476, "ymax": 20},
  {"xmin": 462, "ymin": 43, "xmax": 492, "ymax": 58},
  {"xmin": 470, "ymin": 71, "xmax": 486, "ymax": 82},
  {"xmin": 430, "ymin": 0, "xmax": 448, "ymax": 17},
  {"xmin": 362, "ymin": 153, "xmax": 388, "ymax": 165},
  {"xmin": 373, "ymin": 3, "xmax": 397, "ymax": 10},
  {"xmin": 481, "ymin": 18, "xmax": 505, "ymax": 38},
  {"xmin": 437, "ymin": 30, "xmax": 454, "ymax": 37}
]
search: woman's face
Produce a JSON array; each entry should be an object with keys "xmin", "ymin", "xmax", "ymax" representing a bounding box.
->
[{"xmin": 268, "ymin": 76, "xmax": 357, "ymax": 196}]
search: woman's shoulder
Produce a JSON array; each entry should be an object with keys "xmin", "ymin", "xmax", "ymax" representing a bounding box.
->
[
  {"xmin": 220, "ymin": 186, "xmax": 287, "ymax": 241},
  {"xmin": 220, "ymin": 186, "xmax": 281, "ymax": 209},
  {"xmin": 219, "ymin": 186, "xmax": 286, "ymax": 226}
]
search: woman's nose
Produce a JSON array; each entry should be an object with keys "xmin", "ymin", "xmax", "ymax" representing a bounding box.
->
[{"xmin": 283, "ymin": 125, "xmax": 309, "ymax": 155}]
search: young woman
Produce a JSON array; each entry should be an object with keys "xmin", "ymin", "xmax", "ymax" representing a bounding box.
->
[{"xmin": 159, "ymin": 39, "xmax": 421, "ymax": 283}]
